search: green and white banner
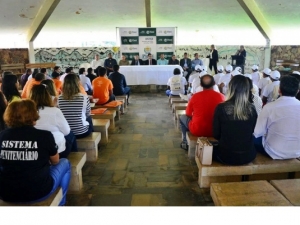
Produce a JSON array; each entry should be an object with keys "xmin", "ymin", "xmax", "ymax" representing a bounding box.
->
[{"xmin": 119, "ymin": 27, "xmax": 175, "ymax": 61}]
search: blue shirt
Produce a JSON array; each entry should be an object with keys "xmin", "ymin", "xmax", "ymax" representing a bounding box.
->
[
  {"xmin": 192, "ymin": 58, "xmax": 203, "ymax": 66},
  {"xmin": 157, "ymin": 59, "xmax": 169, "ymax": 65}
]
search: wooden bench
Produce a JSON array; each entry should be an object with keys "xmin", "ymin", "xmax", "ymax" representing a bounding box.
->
[
  {"xmin": 195, "ymin": 152, "xmax": 300, "ymax": 188},
  {"xmin": 92, "ymin": 118, "xmax": 110, "ymax": 144},
  {"xmin": 68, "ymin": 152, "xmax": 87, "ymax": 192},
  {"xmin": 76, "ymin": 132, "xmax": 101, "ymax": 162},
  {"xmin": 1, "ymin": 63, "xmax": 24, "ymax": 73},
  {"xmin": 91, "ymin": 110, "xmax": 116, "ymax": 130},
  {"xmin": 170, "ymin": 98, "xmax": 188, "ymax": 108},
  {"xmin": 172, "ymin": 103, "xmax": 188, "ymax": 113},
  {"xmin": 270, "ymin": 179, "xmax": 300, "ymax": 206},
  {"xmin": 210, "ymin": 180, "xmax": 292, "ymax": 206},
  {"xmin": 115, "ymin": 95, "xmax": 128, "ymax": 109},
  {"xmin": 93, "ymin": 104, "xmax": 121, "ymax": 120},
  {"xmin": 25, "ymin": 62, "xmax": 56, "ymax": 69},
  {"xmin": 186, "ymin": 132, "xmax": 198, "ymax": 159},
  {"xmin": 168, "ymin": 95, "xmax": 180, "ymax": 105},
  {"xmin": 0, "ymin": 188, "xmax": 63, "ymax": 206}
]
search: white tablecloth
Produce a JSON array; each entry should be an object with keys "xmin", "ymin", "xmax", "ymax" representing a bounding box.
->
[{"xmin": 119, "ymin": 65, "xmax": 183, "ymax": 85}]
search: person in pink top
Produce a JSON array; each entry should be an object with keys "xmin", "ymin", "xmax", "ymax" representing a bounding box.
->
[{"xmin": 179, "ymin": 75, "xmax": 225, "ymax": 150}]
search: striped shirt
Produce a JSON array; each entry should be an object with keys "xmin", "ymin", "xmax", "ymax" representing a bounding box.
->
[{"xmin": 57, "ymin": 93, "xmax": 91, "ymax": 136}]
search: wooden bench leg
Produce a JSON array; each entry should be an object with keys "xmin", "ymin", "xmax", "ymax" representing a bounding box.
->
[{"xmin": 70, "ymin": 170, "xmax": 83, "ymax": 191}]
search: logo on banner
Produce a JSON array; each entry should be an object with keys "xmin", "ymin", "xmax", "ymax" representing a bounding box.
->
[
  {"xmin": 121, "ymin": 37, "xmax": 139, "ymax": 45},
  {"xmin": 129, "ymin": 47, "xmax": 138, "ymax": 51},
  {"xmin": 157, "ymin": 36, "xmax": 174, "ymax": 44},
  {"xmin": 139, "ymin": 28, "xmax": 156, "ymax": 36},
  {"xmin": 144, "ymin": 46, "xmax": 151, "ymax": 54}
]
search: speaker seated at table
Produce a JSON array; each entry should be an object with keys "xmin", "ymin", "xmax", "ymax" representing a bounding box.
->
[
  {"xmin": 144, "ymin": 53, "xmax": 157, "ymax": 65},
  {"xmin": 131, "ymin": 55, "xmax": 144, "ymax": 66}
]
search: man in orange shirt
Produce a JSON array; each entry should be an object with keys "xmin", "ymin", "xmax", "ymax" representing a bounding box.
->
[
  {"xmin": 21, "ymin": 73, "xmax": 45, "ymax": 98},
  {"xmin": 52, "ymin": 67, "xmax": 62, "ymax": 95},
  {"xmin": 92, "ymin": 67, "xmax": 115, "ymax": 105}
]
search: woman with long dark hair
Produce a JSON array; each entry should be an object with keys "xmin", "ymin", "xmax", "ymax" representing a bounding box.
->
[{"xmin": 1, "ymin": 74, "xmax": 21, "ymax": 103}]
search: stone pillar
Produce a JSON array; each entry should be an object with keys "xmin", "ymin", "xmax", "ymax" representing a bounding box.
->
[
  {"xmin": 264, "ymin": 39, "xmax": 271, "ymax": 69},
  {"xmin": 28, "ymin": 41, "xmax": 35, "ymax": 63}
]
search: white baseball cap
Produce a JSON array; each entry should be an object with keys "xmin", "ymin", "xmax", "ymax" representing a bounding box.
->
[
  {"xmin": 202, "ymin": 65, "xmax": 208, "ymax": 72},
  {"xmin": 270, "ymin": 70, "xmax": 281, "ymax": 80},
  {"xmin": 292, "ymin": 71, "xmax": 300, "ymax": 75},
  {"xmin": 231, "ymin": 70, "xmax": 241, "ymax": 76},
  {"xmin": 252, "ymin": 65, "xmax": 259, "ymax": 70},
  {"xmin": 244, "ymin": 74, "xmax": 252, "ymax": 80},
  {"xmin": 262, "ymin": 68, "xmax": 271, "ymax": 75},
  {"xmin": 225, "ymin": 64, "xmax": 233, "ymax": 72},
  {"xmin": 195, "ymin": 65, "xmax": 202, "ymax": 71},
  {"xmin": 217, "ymin": 65, "xmax": 224, "ymax": 71},
  {"xmin": 235, "ymin": 66, "xmax": 242, "ymax": 72},
  {"xmin": 199, "ymin": 71, "xmax": 209, "ymax": 77}
]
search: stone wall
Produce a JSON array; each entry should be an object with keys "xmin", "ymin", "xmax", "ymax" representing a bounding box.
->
[{"xmin": 270, "ymin": 46, "xmax": 300, "ymax": 69}]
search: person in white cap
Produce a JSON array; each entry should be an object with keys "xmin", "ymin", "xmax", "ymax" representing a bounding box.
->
[
  {"xmin": 245, "ymin": 76, "xmax": 262, "ymax": 115},
  {"xmin": 262, "ymin": 70, "xmax": 281, "ymax": 105},
  {"xmin": 188, "ymin": 65, "xmax": 202, "ymax": 89},
  {"xmin": 234, "ymin": 66, "xmax": 242, "ymax": 74},
  {"xmin": 258, "ymin": 68, "xmax": 272, "ymax": 97},
  {"xmin": 166, "ymin": 68, "xmax": 187, "ymax": 97},
  {"xmin": 218, "ymin": 64, "xmax": 233, "ymax": 95},
  {"xmin": 213, "ymin": 65, "xmax": 224, "ymax": 85},
  {"xmin": 191, "ymin": 66, "xmax": 208, "ymax": 94},
  {"xmin": 290, "ymin": 71, "xmax": 300, "ymax": 101},
  {"xmin": 251, "ymin": 65, "xmax": 260, "ymax": 86},
  {"xmin": 244, "ymin": 74, "xmax": 259, "ymax": 95},
  {"xmin": 254, "ymin": 75, "xmax": 300, "ymax": 159}
]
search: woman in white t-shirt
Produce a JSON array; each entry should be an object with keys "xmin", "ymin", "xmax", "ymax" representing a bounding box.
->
[{"xmin": 30, "ymin": 84, "xmax": 77, "ymax": 158}]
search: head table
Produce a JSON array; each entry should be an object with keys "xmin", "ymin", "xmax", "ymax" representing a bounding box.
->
[{"xmin": 119, "ymin": 65, "xmax": 183, "ymax": 85}]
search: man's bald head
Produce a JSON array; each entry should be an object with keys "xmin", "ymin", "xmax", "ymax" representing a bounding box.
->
[{"xmin": 200, "ymin": 75, "xmax": 215, "ymax": 89}]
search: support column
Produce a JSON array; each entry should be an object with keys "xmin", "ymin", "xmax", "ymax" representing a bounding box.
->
[
  {"xmin": 28, "ymin": 42, "xmax": 35, "ymax": 64},
  {"xmin": 264, "ymin": 39, "xmax": 271, "ymax": 69}
]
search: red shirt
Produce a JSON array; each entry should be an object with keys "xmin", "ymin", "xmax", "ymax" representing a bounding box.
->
[{"xmin": 186, "ymin": 90, "xmax": 225, "ymax": 137}]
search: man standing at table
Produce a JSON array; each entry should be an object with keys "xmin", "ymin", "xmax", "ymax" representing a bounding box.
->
[
  {"xmin": 144, "ymin": 53, "xmax": 157, "ymax": 65},
  {"xmin": 157, "ymin": 53, "xmax": 169, "ymax": 65},
  {"xmin": 206, "ymin": 45, "xmax": 219, "ymax": 75},
  {"xmin": 104, "ymin": 53, "xmax": 118, "ymax": 75},
  {"xmin": 180, "ymin": 52, "xmax": 192, "ymax": 81},
  {"xmin": 91, "ymin": 54, "xmax": 104, "ymax": 74},
  {"xmin": 131, "ymin": 55, "xmax": 143, "ymax": 66},
  {"xmin": 168, "ymin": 55, "xmax": 179, "ymax": 65}
]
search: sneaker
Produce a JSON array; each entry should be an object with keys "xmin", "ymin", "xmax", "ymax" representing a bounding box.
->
[{"xmin": 180, "ymin": 142, "xmax": 188, "ymax": 151}]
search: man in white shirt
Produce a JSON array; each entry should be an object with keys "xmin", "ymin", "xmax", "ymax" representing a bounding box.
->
[
  {"xmin": 79, "ymin": 67, "xmax": 92, "ymax": 95},
  {"xmin": 258, "ymin": 68, "xmax": 272, "ymax": 97},
  {"xmin": 262, "ymin": 70, "xmax": 281, "ymax": 105},
  {"xmin": 191, "ymin": 68, "xmax": 208, "ymax": 94},
  {"xmin": 254, "ymin": 75, "xmax": 300, "ymax": 159},
  {"xmin": 213, "ymin": 65, "xmax": 224, "ymax": 85},
  {"xmin": 251, "ymin": 65, "xmax": 260, "ymax": 86},
  {"xmin": 166, "ymin": 68, "xmax": 187, "ymax": 96},
  {"xmin": 218, "ymin": 64, "xmax": 233, "ymax": 95},
  {"xmin": 90, "ymin": 54, "xmax": 104, "ymax": 73},
  {"xmin": 244, "ymin": 74, "xmax": 259, "ymax": 95},
  {"xmin": 59, "ymin": 67, "xmax": 73, "ymax": 83},
  {"xmin": 188, "ymin": 65, "xmax": 202, "ymax": 88}
]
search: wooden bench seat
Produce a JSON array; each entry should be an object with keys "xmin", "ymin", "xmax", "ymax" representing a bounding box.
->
[
  {"xmin": 174, "ymin": 109, "xmax": 185, "ymax": 130},
  {"xmin": 186, "ymin": 133, "xmax": 216, "ymax": 159},
  {"xmin": 93, "ymin": 104, "xmax": 121, "ymax": 120},
  {"xmin": 168, "ymin": 95, "xmax": 180, "ymax": 105},
  {"xmin": 270, "ymin": 179, "xmax": 300, "ymax": 206},
  {"xmin": 76, "ymin": 132, "xmax": 101, "ymax": 162},
  {"xmin": 172, "ymin": 103, "xmax": 188, "ymax": 113},
  {"xmin": 92, "ymin": 118, "xmax": 110, "ymax": 144},
  {"xmin": 115, "ymin": 95, "xmax": 128, "ymax": 109},
  {"xmin": 196, "ymin": 152, "xmax": 300, "ymax": 188},
  {"xmin": 210, "ymin": 180, "xmax": 292, "ymax": 206},
  {"xmin": 0, "ymin": 188, "xmax": 63, "ymax": 206},
  {"xmin": 91, "ymin": 110, "xmax": 116, "ymax": 130},
  {"xmin": 170, "ymin": 98, "xmax": 188, "ymax": 108},
  {"xmin": 68, "ymin": 152, "xmax": 87, "ymax": 191}
]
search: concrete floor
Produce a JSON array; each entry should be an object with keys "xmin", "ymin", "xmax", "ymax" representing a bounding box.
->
[{"xmin": 66, "ymin": 93, "xmax": 214, "ymax": 206}]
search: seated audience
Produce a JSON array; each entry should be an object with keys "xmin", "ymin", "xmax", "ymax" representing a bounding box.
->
[
  {"xmin": 0, "ymin": 100, "xmax": 71, "ymax": 205},
  {"xmin": 92, "ymin": 67, "xmax": 115, "ymax": 105},
  {"xmin": 188, "ymin": 65, "xmax": 202, "ymax": 89},
  {"xmin": 191, "ymin": 53, "xmax": 203, "ymax": 70},
  {"xmin": 166, "ymin": 68, "xmax": 187, "ymax": 97},
  {"xmin": 57, "ymin": 74, "xmax": 93, "ymax": 139},
  {"xmin": 244, "ymin": 74, "xmax": 259, "ymax": 95},
  {"xmin": 157, "ymin": 53, "xmax": 169, "ymax": 65},
  {"xmin": 52, "ymin": 69, "xmax": 63, "ymax": 95},
  {"xmin": 119, "ymin": 55, "xmax": 130, "ymax": 66},
  {"xmin": 79, "ymin": 68, "xmax": 93, "ymax": 95},
  {"xmin": 180, "ymin": 52, "xmax": 192, "ymax": 81},
  {"xmin": 41, "ymin": 79, "xmax": 58, "ymax": 105},
  {"xmin": 254, "ymin": 75, "xmax": 300, "ymax": 159},
  {"xmin": 168, "ymin": 55, "xmax": 179, "ymax": 65},
  {"xmin": 108, "ymin": 65, "xmax": 130, "ymax": 105},
  {"xmin": 213, "ymin": 65, "xmax": 224, "ymax": 85},
  {"xmin": 86, "ymin": 67, "xmax": 97, "ymax": 83},
  {"xmin": 144, "ymin": 53, "xmax": 157, "ymax": 65},
  {"xmin": 51, "ymin": 66, "xmax": 61, "ymax": 78},
  {"xmin": 213, "ymin": 75, "xmax": 257, "ymax": 165},
  {"xmin": 218, "ymin": 64, "xmax": 233, "ymax": 95},
  {"xmin": 21, "ymin": 72, "xmax": 45, "ymax": 99},
  {"xmin": 262, "ymin": 70, "xmax": 280, "ymax": 105},
  {"xmin": 20, "ymin": 69, "xmax": 32, "ymax": 89},
  {"xmin": 1, "ymin": 74, "xmax": 21, "ymax": 103},
  {"xmin": 191, "ymin": 67, "xmax": 208, "ymax": 94},
  {"xmin": 290, "ymin": 71, "xmax": 300, "ymax": 101},
  {"xmin": 246, "ymin": 77, "xmax": 262, "ymax": 115},
  {"xmin": 180, "ymin": 75, "xmax": 225, "ymax": 150},
  {"xmin": 59, "ymin": 67, "xmax": 73, "ymax": 83},
  {"xmin": 27, "ymin": 69, "xmax": 39, "ymax": 81},
  {"xmin": 251, "ymin": 65, "xmax": 260, "ymax": 86},
  {"xmin": 104, "ymin": 53, "xmax": 118, "ymax": 75},
  {"xmin": 91, "ymin": 54, "xmax": 104, "ymax": 73},
  {"xmin": 30, "ymin": 84, "xmax": 77, "ymax": 158},
  {"xmin": 258, "ymin": 68, "xmax": 271, "ymax": 97}
]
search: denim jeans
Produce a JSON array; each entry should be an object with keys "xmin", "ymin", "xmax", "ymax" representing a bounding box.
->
[
  {"xmin": 33, "ymin": 158, "xmax": 71, "ymax": 206},
  {"xmin": 179, "ymin": 115, "xmax": 191, "ymax": 143},
  {"xmin": 123, "ymin": 87, "xmax": 130, "ymax": 102},
  {"xmin": 253, "ymin": 136, "xmax": 269, "ymax": 156},
  {"xmin": 75, "ymin": 115, "xmax": 94, "ymax": 139},
  {"xmin": 60, "ymin": 131, "xmax": 78, "ymax": 158}
]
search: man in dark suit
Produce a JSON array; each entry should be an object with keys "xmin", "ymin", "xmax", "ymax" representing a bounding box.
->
[
  {"xmin": 168, "ymin": 55, "xmax": 179, "ymax": 65},
  {"xmin": 131, "ymin": 55, "xmax": 144, "ymax": 66},
  {"xmin": 206, "ymin": 44, "xmax": 219, "ymax": 74},
  {"xmin": 144, "ymin": 53, "xmax": 157, "ymax": 65},
  {"xmin": 104, "ymin": 53, "xmax": 118, "ymax": 75},
  {"xmin": 234, "ymin": 45, "xmax": 246, "ymax": 74},
  {"xmin": 180, "ymin": 52, "xmax": 192, "ymax": 81}
]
